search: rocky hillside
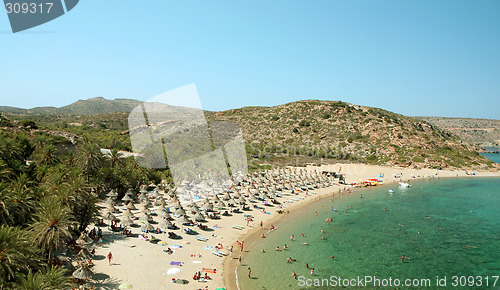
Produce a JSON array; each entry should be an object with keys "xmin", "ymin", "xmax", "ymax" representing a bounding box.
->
[
  {"xmin": 209, "ymin": 100, "xmax": 497, "ymax": 170},
  {"xmin": 420, "ymin": 117, "xmax": 500, "ymax": 148},
  {"xmin": 2, "ymin": 99, "xmax": 497, "ymax": 171}
]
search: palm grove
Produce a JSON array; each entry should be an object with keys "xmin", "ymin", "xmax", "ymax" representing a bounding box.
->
[{"xmin": 0, "ymin": 125, "xmax": 170, "ymax": 289}]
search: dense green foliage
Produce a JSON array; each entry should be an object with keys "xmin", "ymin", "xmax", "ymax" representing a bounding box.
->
[{"xmin": 0, "ymin": 126, "xmax": 170, "ymax": 288}]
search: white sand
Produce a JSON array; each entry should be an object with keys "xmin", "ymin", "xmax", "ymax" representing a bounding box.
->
[{"xmin": 87, "ymin": 164, "xmax": 499, "ymax": 290}]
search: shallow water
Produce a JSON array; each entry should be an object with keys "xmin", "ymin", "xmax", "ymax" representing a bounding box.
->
[{"xmin": 238, "ymin": 178, "xmax": 500, "ymax": 289}]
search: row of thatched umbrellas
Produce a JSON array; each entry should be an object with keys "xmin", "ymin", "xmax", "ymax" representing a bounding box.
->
[{"xmin": 72, "ymin": 168, "xmax": 333, "ymax": 284}]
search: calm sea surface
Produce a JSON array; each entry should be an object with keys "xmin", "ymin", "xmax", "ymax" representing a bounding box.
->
[
  {"xmin": 481, "ymin": 147, "xmax": 500, "ymax": 165},
  {"xmin": 238, "ymin": 177, "xmax": 500, "ymax": 289}
]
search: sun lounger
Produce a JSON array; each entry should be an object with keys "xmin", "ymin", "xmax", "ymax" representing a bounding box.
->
[
  {"xmin": 184, "ymin": 228, "xmax": 197, "ymax": 235},
  {"xmin": 215, "ymin": 249, "xmax": 227, "ymax": 256},
  {"xmin": 163, "ymin": 249, "xmax": 175, "ymax": 254},
  {"xmin": 196, "ymin": 235, "xmax": 208, "ymax": 242},
  {"xmin": 168, "ymin": 232, "xmax": 181, "ymax": 239},
  {"xmin": 212, "ymin": 251, "xmax": 223, "ymax": 257}
]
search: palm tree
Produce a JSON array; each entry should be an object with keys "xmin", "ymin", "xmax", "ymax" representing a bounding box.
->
[
  {"xmin": 41, "ymin": 165, "xmax": 70, "ymax": 194},
  {"xmin": 29, "ymin": 197, "xmax": 76, "ymax": 265},
  {"xmin": 75, "ymin": 143, "xmax": 104, "ymax": 182},
  {"xmin": 3, "ymin": 174, "xmax": 37, "ymax": 226},
  {"xmin": 108, "ymin": 148, "xmax": 123, "ymax": 169},
  {"xmin": 0, "ymin": 225, "xmax": 40, "ymax": 285},
  {"xmin": 20, "ymin": 266, "xmax": 72, "ymax": 290},
  {"xmin": 33, "ymin": 144, "xmax": 59, "ymax": 166},
  {"xmin": 0, "ymin": 182, "xmax": 35, "ymax": 227}
]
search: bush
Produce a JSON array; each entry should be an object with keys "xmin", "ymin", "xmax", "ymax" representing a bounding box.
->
[
  {"xmin": 21, "ymin": 120, "xmax": 38, "ymax": 129},
  {"xmin": 412, "ymin": 156, "xmax": 425, "ymax": 163},
  {"xmin": 298, "ymin": 120, "xmax": 311, "ymax": 127}
]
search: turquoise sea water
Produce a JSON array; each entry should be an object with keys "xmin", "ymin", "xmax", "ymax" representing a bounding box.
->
[
  {"xmin": 238, "ymin": 178, "xmax": 500, "ymax": 289},
  {"xmin": 481, "ymin": 147, "xmax": 500, "ymax": 164}
]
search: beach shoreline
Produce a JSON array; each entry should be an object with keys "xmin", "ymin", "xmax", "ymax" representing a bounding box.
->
[
  {"xmin": 87, "ymin": 163, "xmax": 499, "ymax": 290},
  {"xmin": 222, "ymin": 164, "xmax": 500, "ymax": 290}
]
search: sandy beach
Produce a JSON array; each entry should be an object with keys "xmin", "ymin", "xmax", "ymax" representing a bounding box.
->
[{"xmin": 84, "ymin": 163, "xmax": 499, "ymax": 290}]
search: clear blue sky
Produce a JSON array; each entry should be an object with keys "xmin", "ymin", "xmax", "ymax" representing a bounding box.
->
[{"xmin": 1, "ymin": 0, "xmax": 499, "ymax": 119}]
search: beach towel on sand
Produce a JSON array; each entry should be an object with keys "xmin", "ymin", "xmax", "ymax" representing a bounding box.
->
[
  {"xmin": 203, "ymin": 268, "xmax": 216, "ymax": 273},
  {"xmin": 169, "ymin": 261, "xmax": 182, "ymax": 266}
]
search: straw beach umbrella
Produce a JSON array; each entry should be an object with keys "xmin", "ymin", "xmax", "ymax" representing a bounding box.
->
[
  {"xmin": 103, "ymin": 211, "xmax": 116, "ymax": 225},
  {"xmin": 106, "ymin": 203, "xmax": 117, "ymax": 213},
  {"xmin": 141, "ymin": 220, "xmax": 154, "ymax": 231},
  {"xmin": 139, "ymin": 212, "xmax": 152, "ymax": 222},
  {"xmin": 118, "ymin": 283, "xmax": 133, "ymax": 289},
  {"xmin": 159, "ymin": 218, "xmax": 172, "ymax": 230},
  {"xmin": 105, "ymin": 197, "xmax": 114, "ymax": 205},
  {"xmin": 76, "ymin": 248, "xmax": 92, "ymax": 261},
  {"xmin": 126, "ymin": 202, "xmax": 137, "ymax": 210},
  {"xmin": 203, "ymin": 202, "xmax": 213, "ymax": 211},
  {"xmin": 121, "ymin": 215, "xmax": 134, "ymax": 226},
  {"xmin": 179, "ymin": 215, "xmax": 192, "ymax": 225},
  {"xmin": 174, "ymin": 207, "xmax": 186, "ymax": 216},
  {"xmin": 156, "ymin": 206, "xmax": 167, "ymax": 215},
  {"xmin": 160, "ymin": 210, "xmax": 172, "ymax": 220},
  {"xmin": 121, "ymin": 194, "xmax": 132, "ymax": 202},
  {"xmin": 76, "ymin": 232, "xmax": 92, "ymax": 245},
  {"xmin": 106, "ymin": 190, "xmax": 117, "ymax": 198},
  {"xmin": 72, "ymin": 264, "xmax": 93, "ymax": 280},
  {"xmin": 123, "ymin": 208, "xmax": 134, "ymax": 217},
  {"xmin": 193, "ymin": 212, "xmax": 206, "ymax": 222}
]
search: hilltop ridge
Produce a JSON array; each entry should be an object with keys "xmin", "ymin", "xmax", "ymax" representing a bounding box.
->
[
  {"xmin": 209, "ymin": 100, "xmax": 496, "ymax": 170},
  {"xmin": 0, "ymin": 97, "xmax": 141, "ymax": 115},
  {"xmin": 1, "ymin": 98, "xmax": 498, "ymax": 171}
]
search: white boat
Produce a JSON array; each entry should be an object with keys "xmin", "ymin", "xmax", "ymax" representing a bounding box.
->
[
  {"xmin": 399, "ymin": 182, "xmax": 411, "ymax": 188},
  {"xmin": 388, "ymin": 189, "xmax": 394, "ymax": 193}
]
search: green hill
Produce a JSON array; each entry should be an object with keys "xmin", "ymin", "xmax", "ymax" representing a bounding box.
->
[
  {"xmin": 209, "ymin": 100, "xmax": 496, "ymax": 170},
  {"xmin": 0, "ymin": 97, "xmax": 141, "ymax": 115}
]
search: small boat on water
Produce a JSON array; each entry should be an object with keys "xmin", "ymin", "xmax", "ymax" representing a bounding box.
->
[
  {"xmin": 388, "ymin": 189, "xmax": 394, "ymax": 193},
  {"xmin": 399, "ymin": 182, "xmax": 411, "ymax": 188}
]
